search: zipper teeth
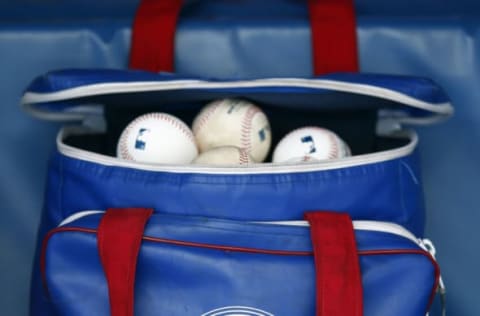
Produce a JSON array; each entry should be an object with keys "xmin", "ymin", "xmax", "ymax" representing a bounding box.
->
[
  {"xmin": 59, "ymin": 210, "xmax": 421, "ymax": 246},
  {"xmin": 57, "ymin": 127, "xmax": 418, "ymax": 175}
]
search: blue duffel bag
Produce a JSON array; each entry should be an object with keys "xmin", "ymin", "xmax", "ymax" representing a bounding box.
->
[
  {"xmin": 23, "ymin": 70, "xmax": 451, "ymax": 315},
  {"xmin": 41, "ymin": 208, "xmax": 440, "ymax": 316},
  {"xmin": 22, "ymin": 70, "xmax": 453, "ymax": 236},
  {"xmin": 23, "ymin": 0, "xmax": 452, "ymax": 314}
]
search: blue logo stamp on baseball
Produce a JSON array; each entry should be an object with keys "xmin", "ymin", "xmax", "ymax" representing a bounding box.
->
[
  {"xmin": 301, "ymin": 135, "xmax": 316, "ymax": 154},
  {"xmin": 258, "ymin": 125, "xmax": 270, "ymax": 142},
  {"xmin": 135, "ymin": 128, "xmax": 150, "ymax": 150}
]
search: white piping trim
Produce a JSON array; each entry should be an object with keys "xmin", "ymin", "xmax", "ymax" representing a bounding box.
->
[
  {"xmin": 59, "ymin": 210, "xmax": 105, "ymax": 226},
  {"xmin": 202, "ymin": 306, "xmax": 274, "ymax": 316},
  {"xmin": 57, "ymin": 127, "xmax": 418, "ymax": 174},
  {"xmin": 259, "ymin": 220, "xmax": 421, "ymax": 245},
  {"xmin": 21, "ymin": 78, "xmax": 453, "ymax": 120},
  {"xmin": 58, "ymin": 210, "xmax": 423, "ymax": 247}
]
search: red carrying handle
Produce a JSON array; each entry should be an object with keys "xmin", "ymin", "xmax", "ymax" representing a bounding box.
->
[
  {"xmin": 98, "ymin": 209, "xmax": 363, "ymax": 316},
  {"xmin": 129, "ymin": 0, "xmax": 359, "ymax": 75},
  {"xmin": 97, "ymin": 208, "xmax": 153, "ymax": 316},
  {"xmin": 305, "ymin": 211, "xmax": 363, "ymax": 316}
]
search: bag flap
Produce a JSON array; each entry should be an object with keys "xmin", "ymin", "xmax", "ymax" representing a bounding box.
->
[{"xmin": 21, "ymin": 69, "xmax": 453, "ymax": 125}]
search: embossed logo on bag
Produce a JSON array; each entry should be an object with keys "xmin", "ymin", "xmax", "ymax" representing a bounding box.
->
[{"xmin": 202, "ymin": 306, "xmax": 274, "ymax": 316}]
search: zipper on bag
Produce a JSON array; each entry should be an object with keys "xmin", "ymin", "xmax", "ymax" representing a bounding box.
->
[
  {"xmin": 58, "ymin": 126, "xmax": 418, "ymax": 175},
  {"xmin": 59, "ymin": 210, "xmax": 432, "ymax": 252}
]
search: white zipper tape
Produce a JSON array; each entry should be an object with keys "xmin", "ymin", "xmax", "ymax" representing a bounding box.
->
[
  {"xmin": 57, "ymin": 126, "xmax": 418, "ymax": 175},
  {"xmin": 22, "ymin": 78, "xmax": 453, "ymax": 119},
  {"xmin": 59, "ymin": 210, "xmax": 420, "ymax": 246},
  {"xmin": 257, "ymin": 220, "xmax": 422, "ymax": 246}
]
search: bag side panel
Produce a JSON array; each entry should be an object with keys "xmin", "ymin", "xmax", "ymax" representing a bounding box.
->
[
  {"xmin": 41, "ymin": 148, "xmax": 425, "ymax": 234},
  {"xmin": 43, "ymin": 225, "xmax": 437, "ymax": 316}
]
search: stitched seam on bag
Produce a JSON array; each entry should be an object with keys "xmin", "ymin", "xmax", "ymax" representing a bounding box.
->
[
  {"xmin": 148, "ymin": 224, "xmax": 309, "ymax": 238},
  {"xmin": 59, "ymin": 157, "xmax": 393, "ymax": 185},
  {"xmin": 43, "ymin": 225, "xmax": 422, "ymax": 255},
  {"xmin": 46, "ymin": 228, "xmax": 431, "ymax": 257},
  {"xmin": 398, "ymin": 159, "xmax": 410, "ymax": 225},
  {"xmin": 58, "ymin": 154, "xmax": 65, "ymax": 220}
]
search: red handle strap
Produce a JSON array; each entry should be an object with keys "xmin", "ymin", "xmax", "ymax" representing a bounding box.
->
[
  {"xmin": 129, "ymin": 0, "xmax": 183, "ymax": 72},
  {"xmin": 308, "ymin": 0, "xmax": 359, "ymax": 74},
  {"xmin": 305, "ymin": 211, "xmax": 363, "ymax": 316},
  {"xmin": 97, "ymin": 208, "xmax": 153, "ymax": 316},
  {"xmin": 98, "ymin": 209, "xmax": 362, "ymax": 316},
  {"xmin": 129, "ymin": 0, "xmax": 358, "ymax": 75}
]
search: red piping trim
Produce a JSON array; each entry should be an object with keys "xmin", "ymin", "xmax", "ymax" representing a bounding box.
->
[
  {"xmin": 142, "ymin": 235, "xmax": 312, "ymax": 256},
  {"xmin": 359, "ymin": 249, "xmax": 441, "ymax": 314},
  {"xmin": 41, "ymin": 227, "xmax": 440, "ymax": 313},
  {"xmin": 40, "ymin": 227, "xmax": 97, "ymax": 298}
]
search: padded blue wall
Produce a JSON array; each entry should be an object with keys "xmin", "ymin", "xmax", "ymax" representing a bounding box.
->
[
  {"xmin": 1, "ymin": 0, "xmax": 480, "ymax": 19},
  {"xmin": 0, "ymin": 2, "xmax": 479, "ymax": 315}
]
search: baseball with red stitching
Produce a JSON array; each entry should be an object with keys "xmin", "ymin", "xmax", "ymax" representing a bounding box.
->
[
  {"xmin": 272, "ymin": 127, "xmax": 351, "ymax": 163},
  {"xmin": 192, "ymin": 146, "xmax": 254, "ymax": 166},
  {"xmin": 192, "ymin": 99, "xmax": 271, "ymax": 162},
  {"xmin": 116, "ymin": 112, "xmax": 198, "ymax": 164}
]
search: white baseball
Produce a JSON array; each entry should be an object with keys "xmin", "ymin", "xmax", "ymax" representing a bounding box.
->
[
  {"xmin": 192, "ymin": 146, "xmax": 254, "ymax": 166},
  {"xmin": 272, "ymin": 127, "xmax": 351, "ymax": 163},
  {"xmin": 192, "ymin": 99, "xmax": 271, "ymax": 162},
  {"xmin": 117, "ymin": 113, "xmax": 198, "ymax": 164}
]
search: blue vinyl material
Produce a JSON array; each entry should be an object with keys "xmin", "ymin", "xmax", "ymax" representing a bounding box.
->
[
  {"xmin": 26, "ymin": 71, "xmax": 445, "ymax": 315},
  {"xmin": 43, "ymin": 212, "xmax": 438, "ymax": 316},
  {"xmin": 0, "ymin": 2, "xmax": 479, "ymax": 316},
  {"xmin": 22, "ymin": 70, "xmax": 452, "ymax": 120},
  {"xmin": 1, "ymin": 0, "xmax": 480, "ymax": 20},
  {"xmin": 28, "ymin": 73, "xmax": 436, "ymax": 315},
  {"xmin": 27, "ymin": 69, "xmax": 449, "ymax": 104},
  {"xmin": 43, "ymin": 147, "xmax": 425, "ymax": 234}
]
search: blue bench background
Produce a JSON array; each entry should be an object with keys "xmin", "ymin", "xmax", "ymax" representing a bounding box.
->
[{"xmin": 1, "ymin": 1, "xmax": 479, "ymax": 315}]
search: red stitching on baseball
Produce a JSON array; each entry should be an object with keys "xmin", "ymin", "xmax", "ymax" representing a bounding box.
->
[
  {"xmin": 238, "ymin": 148, "xmax": 250, "ymax": 165},
  {"xmin": 326, "ymin": 130, "xmax": 340, "ymax": 159},
  {"xmin": 118, "ymin": 113, "xmax": 196, "ymax": 161},
  {"xmin": 192, "ymin": 101, "xmax": 222, "ymax": 136},
  {"xmin": 240, "ymin": 105, "xmax": 261, "ymax": 156},
  {"xmin": 143, "ymin": 113, "xmax": 196, "ymax": 144},
  {"xmin": 304, "ymin": 126, "xmax": 339, "ymax": 159},
  {"xmin": 118, "ymin": 118, "xmax": 139, "ymax": 161}
]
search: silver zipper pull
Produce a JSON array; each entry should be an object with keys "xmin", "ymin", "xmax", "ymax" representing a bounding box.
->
[{"xmin": 420, "ymin": 239, "xmax": 446, "ymax": 316}]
